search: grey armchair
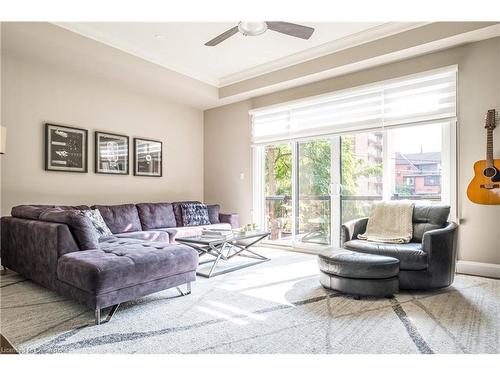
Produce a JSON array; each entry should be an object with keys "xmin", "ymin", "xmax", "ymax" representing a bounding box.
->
[{"xmin": 340, "ymin": 205, "xmax": 458, "ymax": 290}]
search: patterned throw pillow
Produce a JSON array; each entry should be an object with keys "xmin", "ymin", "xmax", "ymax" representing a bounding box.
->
[
  {"xmin": 83, "ymin": 209, "xmax": 113, "ymax": 238},
  {"xmin": 181, "ymin": 203, "xmax": 210, "ymax": 227}
]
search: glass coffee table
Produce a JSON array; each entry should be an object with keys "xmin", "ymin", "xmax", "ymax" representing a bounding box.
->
[{"xmin": 177, "ymin": 231, "xmax": 270, "ymax": 278}]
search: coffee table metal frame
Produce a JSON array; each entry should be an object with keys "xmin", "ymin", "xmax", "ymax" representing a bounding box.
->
[{"xmin": 177, "ymin": 231, "xmax": 270, "ymax": 278}]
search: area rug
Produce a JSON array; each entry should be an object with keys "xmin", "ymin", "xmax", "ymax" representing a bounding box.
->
[{"xmin": 1, "ymin": 248, "xmax": 499, "ymax": 354}]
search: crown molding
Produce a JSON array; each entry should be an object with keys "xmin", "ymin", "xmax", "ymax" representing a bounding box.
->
[
  {"xmin": 218, "ymin": 22, "xmax": 428, "ymax": 86},
  {"xmin": 52, "ymin": 22, "xmax": 221, "ymax": 86},
  {"xmin": 53, "ymin": 22, "xmax": 426, "ymax": 88}
]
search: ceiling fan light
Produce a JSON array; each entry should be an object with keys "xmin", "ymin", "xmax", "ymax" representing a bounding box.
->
[{"xmin": 238, "ymin": 22, "xmax": 267, "ymax": 36}]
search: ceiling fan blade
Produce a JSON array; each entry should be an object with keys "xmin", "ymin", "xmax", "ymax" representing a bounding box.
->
[
  {"xmin": 204, "ymin": 26, "xmax": 239, "ymax": 46},
  {"xmin": 266, "ymin": 22, "xmax": 314, "ymax": 40}
]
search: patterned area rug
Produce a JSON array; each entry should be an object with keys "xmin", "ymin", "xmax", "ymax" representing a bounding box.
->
[{"xmin": 1, "ymin": 248, "xmax": 499, "ymax": 354}]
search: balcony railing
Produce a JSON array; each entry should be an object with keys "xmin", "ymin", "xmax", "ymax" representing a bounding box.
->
[
  {"xmin": 265, "ymin": 195, "xmax": 330, "ymax": 245},
  {"xmin": 264, "ymin": 192, "xmax": 442, "ymax": 244}
]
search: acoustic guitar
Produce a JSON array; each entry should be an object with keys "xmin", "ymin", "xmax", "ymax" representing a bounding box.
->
[{"xmin": 467, "ymin": 109, "xmax": 500, "ymax": 205}]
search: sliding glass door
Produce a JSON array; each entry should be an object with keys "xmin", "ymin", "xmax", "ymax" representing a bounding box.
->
[
  {"xmin": 257, "ymin": 121, "xmax": 453, "ymax": 251},
  {"xmin": 264, "ymin": 143, "xmax": 293, "ymax": 245},
  {"xmin": 296, "ymin": 139, "xmax": 333, "ymax": 246},
  {"xmin": 261, "ymin": 138, "xmax": 336, "ymax": 249}
]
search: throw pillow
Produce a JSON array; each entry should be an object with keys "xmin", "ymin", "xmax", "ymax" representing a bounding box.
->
[
  {"xmin": 181, "ymin": 203, "xmax": 210, "ymax": 227},
  {"xmin": 172, "ymin": 201, "xmax": 201, "ymax": 227},
  {"xmin": 207, "ymin": 204, "xmax": 220, "ymax": 224},
  {"xmin": 39, "ymin": 208, "xmax": 100, "ymax": 250},
  {"xmin": 83, "ymin": 209, "xmax": 113, "ymax": 238}
]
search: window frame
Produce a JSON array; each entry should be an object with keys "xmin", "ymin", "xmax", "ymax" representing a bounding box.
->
[
  {"xmin": 251, "ymin": 65, "xmax": 459, "ymax": 249},
  {"xmin": 252, "ymin": 120, "xmax": 457, "ymax": 249}
]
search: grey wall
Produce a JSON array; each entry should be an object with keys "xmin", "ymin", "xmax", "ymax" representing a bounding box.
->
[
  {"xmin": 204, "ymin": 37, "xmax": 500, "ymax": 265},
  {"xmin": 1, "ymin": 45, "xmax": 204, "ymax": 215},
  {"xmin": 204, "ymin": 100, "xmax": 253, "ymax": 218}
]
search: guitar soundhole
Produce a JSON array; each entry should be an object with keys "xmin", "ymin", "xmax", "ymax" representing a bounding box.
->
[{"xmin": 483, "ymin": 167, "xmax": 497, "ymax": 178}]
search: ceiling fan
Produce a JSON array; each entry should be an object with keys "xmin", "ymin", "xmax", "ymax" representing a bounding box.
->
[{"xmin": 204, "ymin": 21, "xmax": 314, "ymax": 46}]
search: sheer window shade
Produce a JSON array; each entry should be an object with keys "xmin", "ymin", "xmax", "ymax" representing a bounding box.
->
[{"xmin": 251, "ymin": 66, "xmax": 457, "ymax": 145}]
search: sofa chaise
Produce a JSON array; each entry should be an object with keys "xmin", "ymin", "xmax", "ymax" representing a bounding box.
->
[{"xmin": 0, "ymin": 201, "xmax": 239, "ymax": 324}]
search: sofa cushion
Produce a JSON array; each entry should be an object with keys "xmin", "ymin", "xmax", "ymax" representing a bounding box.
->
[
  {"xmin": 57, "ymin": 240, "xmax": 198, "ymax": 294},
  {"xmin": 172, "ymin": 201, "xmax": 201, "ymax": 227},
  {"xmin": 113, "ymin": 230, "xmax": 169, "ymax": 242},
  {"xmin": 181, "ymin": 203, "xmax": 210, "ymax": 226},
  {"xmin": 412, "ymin": 205, "xmax": 450, "ymax": 242},
  {"xmin": 219, "ymin": 213, "xmax": 240, "ymax": 228},
  {"xmin": 207, "ymin": 204, "xmax": 220, "ymax": 224},
  {"xmin": 343, "ymin": 240, "xmax": 427, "ymax": 270},
  {"xmin": 93, "ymin": 204, "xmax": 142, "ymax": 234},
  {"xmin": 56, "ymin": 205, "xmax": 91, "ymax": 211},
  {"xmin": 165, "ymin": 226, "xmax": 204, "ymax": 242},
  {"xmin": 136, "ymin": 202, "xmax": 176, "ymax": 230},
  {"xmin": 11, "ymin": 205, "xmax": 55, "ymax": 220},
  {"xmin": 39, "ymin": 208, "xmax": 99, "ymax": 250}
]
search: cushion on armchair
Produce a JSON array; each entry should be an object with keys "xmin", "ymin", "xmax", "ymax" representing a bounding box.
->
[
  {"xmin": 412, "ymin": 205, "xmax": 450, "ymax": 242},
  {"xmin": 343, "ymin": 240, "xmax": 427, "ymax": 270}
]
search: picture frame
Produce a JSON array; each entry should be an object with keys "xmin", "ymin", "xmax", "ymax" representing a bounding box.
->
[
  {"xmin": 95, "ymin": 131, "xmax": 129, "ymax": 175},
  {"xmin": 133, "ymin": 138, "xmax": 163, "ymax": 177},
  {"xmin": 45, "ymin": 123, "xmax": 88, "ymax": 173}
]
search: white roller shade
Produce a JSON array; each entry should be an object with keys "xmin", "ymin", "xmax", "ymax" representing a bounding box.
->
[
  {"xmin": 251, "ymin": 66, "xmax": 457, "ymax": 145},
  {"xmin": 251, "ymin": 110, "xmax": 290, "ymax": 144}
]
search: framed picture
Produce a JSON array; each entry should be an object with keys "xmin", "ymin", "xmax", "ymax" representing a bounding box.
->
[
  {"xmin": 45, "ymin": 123, "xmax": 88, "ymax": 173},
  {"xmin": 95, "ymin": 131, "xmax": 129, "ymax": 175},
  {"xmin": 133, "ymin": 138, "xmax": 162, "ymax": 177}
]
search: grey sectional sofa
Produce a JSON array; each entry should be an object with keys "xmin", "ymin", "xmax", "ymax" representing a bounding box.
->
[{"xmin": 0, "ymin": 201, "xmax": 239, "ymax": 324}]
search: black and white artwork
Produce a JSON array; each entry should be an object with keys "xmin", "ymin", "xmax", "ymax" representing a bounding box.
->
[
  {"xmin": 134, "ymin": 138, "xmax": 162, "ymax": 177},
  {"xmin": 95, "ymin": 132, "xmax": 129, "ymax": 175},
  {"xmin": 45, "ymin": 124, "xmax": 88, "ymax": 173}
]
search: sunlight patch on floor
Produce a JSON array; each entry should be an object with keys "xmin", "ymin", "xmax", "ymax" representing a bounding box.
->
[
  {"xmin": 219, "ymin": 258, "xmax": 318, "ymax": 293},
  {"xmin": 206, "ymin": 301, "xmax": 266, "ymax": 321},
  {"xmin": 196, "ymin": 306, "xmax": 248, "ymax": 325},
  {"xmin": 241, "ymin": 278, "xmax": 315, "ymax": 306}
]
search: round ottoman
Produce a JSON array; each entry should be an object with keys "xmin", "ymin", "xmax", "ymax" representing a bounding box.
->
[{"xmin": 318, "ymin": 249, "xmax": 400, "ymax": 297}]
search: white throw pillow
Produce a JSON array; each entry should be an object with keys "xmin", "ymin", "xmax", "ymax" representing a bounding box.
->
[{"xmin": 83, "ymin": 209, "xmax": 113, "ymax": 238}]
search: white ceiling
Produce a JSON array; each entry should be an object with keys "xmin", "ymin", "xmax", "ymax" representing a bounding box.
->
[{"xmin": 55, "ymin": 22, "xmax": 420, "ymax": 87}]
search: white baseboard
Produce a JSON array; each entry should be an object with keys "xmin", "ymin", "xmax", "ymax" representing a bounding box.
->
[{"xmin": 456, "ymin": 260, "xmax": 500, "ymax": 279}]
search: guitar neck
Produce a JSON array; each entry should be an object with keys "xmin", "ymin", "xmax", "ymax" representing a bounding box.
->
[{"xmin": 486, "ymin": 128, "xmax": 494, "ymax": 167}]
